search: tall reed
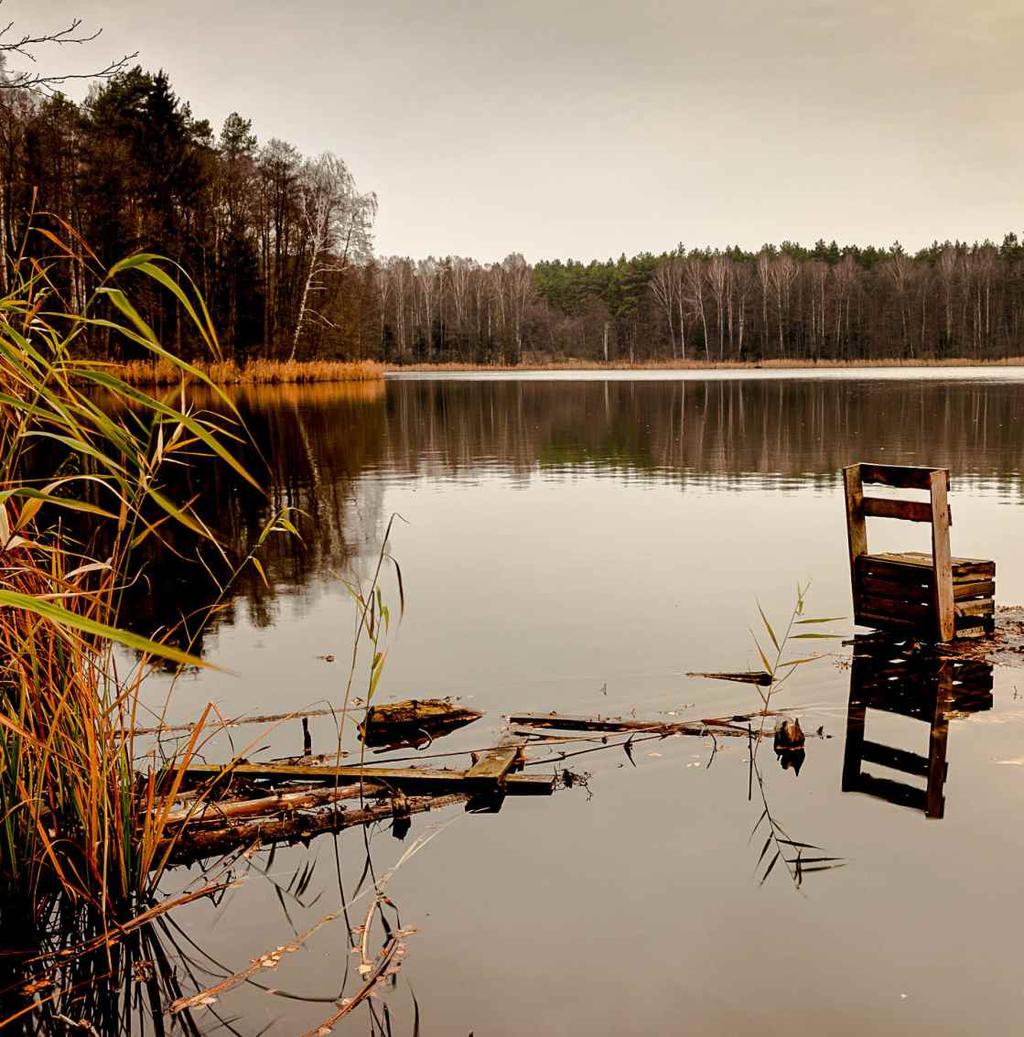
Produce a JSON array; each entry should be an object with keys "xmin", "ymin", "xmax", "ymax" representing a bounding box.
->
[{"xmin": 0, "ymin": 235, "xmax": 269, "ymax": 914}]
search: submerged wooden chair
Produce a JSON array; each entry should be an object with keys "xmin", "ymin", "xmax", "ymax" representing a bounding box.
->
[{"xmin": 843, "ymin": 463, "xmax": 995, "ymax": 641}]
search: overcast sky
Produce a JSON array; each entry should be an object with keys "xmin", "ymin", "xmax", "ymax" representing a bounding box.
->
[{"xmin": 11, "ymin": 1, "xmax": 1024, "ymax": 261}]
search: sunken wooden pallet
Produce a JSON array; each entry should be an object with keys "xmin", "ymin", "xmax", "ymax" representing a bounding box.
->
[{"xmin": 843, "ymin": 463, "xmax": 995, "ymax": 641}]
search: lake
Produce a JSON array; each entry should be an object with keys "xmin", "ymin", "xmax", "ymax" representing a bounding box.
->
[{"xmin": 83, "ymin": 371, "xmax": 1024, "ymax": 1032}]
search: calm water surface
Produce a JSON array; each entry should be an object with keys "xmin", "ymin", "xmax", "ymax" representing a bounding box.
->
[{"xmin": 132, "ymin": 372, "xmax": 1024, "ymax": 1034}]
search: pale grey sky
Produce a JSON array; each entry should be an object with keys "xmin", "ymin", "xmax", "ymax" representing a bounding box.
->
[{"xmin": 11, "ymin": 0, "xmax": 1024, "ymax": 261}]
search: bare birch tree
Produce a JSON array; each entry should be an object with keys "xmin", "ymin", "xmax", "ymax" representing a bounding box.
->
[{"xmin": 290, "ymin": 153, "xmax": 377, "ymax": 360}]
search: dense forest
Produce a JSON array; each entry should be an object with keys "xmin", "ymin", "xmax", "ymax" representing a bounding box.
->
[{"xmin": 6, "ymin": 65, "xmax": 1024, "ymax": 364}]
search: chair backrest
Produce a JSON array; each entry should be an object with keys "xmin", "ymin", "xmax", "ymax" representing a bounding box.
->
[{"xmin": 842, "ymin": 463, "xmax": 954, "ymax": 641}]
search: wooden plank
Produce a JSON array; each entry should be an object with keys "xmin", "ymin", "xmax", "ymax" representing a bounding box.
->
[
  {"xmin": 953, "ymin": 580, "xmax": 995, "ymax": 601},
  {"xmin": 950, "ymin": 561, "xmax": 996, "ymax": 581},
  {"xmin": 858, "ymin": 463, "xmax": 943, "ymax": 490},
  {"xmin": 858, "ymin": 574, "xmax": 932, "ymax": 600},
  {"xmin": 955, "ymin": 598, "xmax": 995, "ymax": 618},
  {"xmin": 859, "ymin": 740, "xmax": 929, "ymax": 777},
  {"xmin": 510, "ymin": 713, "xmax": 667, "ymax": 732},
  {"xmin": 176, "ymin": 762, "xmax": 553, "ymax": 796},
  {"xmin": 464, "ymin": 744, "xmax": 522, "ymax": 788},
  {"xmin": 843, "ymin": 465, "xmax": 867, "ymax": 577},
  {"xmin": 929, "ymin": 469, "xmax": 955, "ymax": 641},
  {"xmin": 858, "ymin": 595, "xmax": 932, "ymax": 621},
  {"xmin": 854, "ymin": 609, "xmax": 926, "ymax": 632},
  {"xmin": 857, "ymin": 557, "xmax": 934, "ymax": 583},
  {"xmin": 861, "ymin": 497, "xmax": 934, "ymax": 523},
  {"xmin": 869, "ymin": 551, "xmax": 995, "ymax": 581}
]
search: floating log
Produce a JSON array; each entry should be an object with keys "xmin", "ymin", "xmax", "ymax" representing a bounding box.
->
[{"xmin": 358, "ymin": 697, "xmax": 483, "ymax": 748}]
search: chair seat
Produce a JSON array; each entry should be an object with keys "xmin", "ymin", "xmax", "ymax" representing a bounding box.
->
[
  {"xmin": 866, "ymin": 551, "xmax": 995, "ymax": 578},
  {"xmin": 854, "ymin": 552, "xmax": 995, "ymax": 636}
]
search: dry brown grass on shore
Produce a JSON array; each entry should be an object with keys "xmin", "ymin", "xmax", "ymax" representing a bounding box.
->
[
  {"xmin": 387, "ymin": 356, "xmax": 1024, "ymax": 372},
  {"xmin": 114, "ymin": 358, "xmax": 385, "ymax": 386}
]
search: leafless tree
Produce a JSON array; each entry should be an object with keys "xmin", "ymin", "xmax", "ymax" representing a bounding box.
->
[
  {"xmin": 290, "ymin": 153, "xmax": 377, "ymax": 359},
  {"xmin": 0, "ymin": 7, "xmax": 135, "ymax": 92}
]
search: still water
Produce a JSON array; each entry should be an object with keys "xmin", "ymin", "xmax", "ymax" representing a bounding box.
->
[{"xmin": 133, "ymin": 373, "xmax": 1024, "ymax": 1033}]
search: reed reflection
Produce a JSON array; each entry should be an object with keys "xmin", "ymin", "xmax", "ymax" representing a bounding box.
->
[{"xmin": 842, "ymin": 636, "xmax": 994, "ymax": 818}]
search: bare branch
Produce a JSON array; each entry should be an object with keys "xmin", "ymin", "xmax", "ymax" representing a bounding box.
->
[{"xmin": 0, "ymin": 6, "xmax": 137, "ymax": 92}]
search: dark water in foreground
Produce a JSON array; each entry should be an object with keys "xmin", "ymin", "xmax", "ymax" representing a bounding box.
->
[{"xmin": 28, "ymin": 371, "xmax": 1024, "ymax": 1034}]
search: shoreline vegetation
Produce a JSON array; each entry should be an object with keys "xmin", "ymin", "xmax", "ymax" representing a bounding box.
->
[
  {"xmin": 114, "ymin": 357, "xmax": 384, "ymax": 386},
  {"xmin": 385, "ymin": 356, "xmax": 1024, "ymax": 373},
  {"xmin": 110, "ymin": 355, "xmax": 1024, "ymax": 388}
]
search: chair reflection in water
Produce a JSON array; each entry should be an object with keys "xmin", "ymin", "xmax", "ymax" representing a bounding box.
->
[{"xmin": 842, "ymin": 636, "xmax": 993, "ymax": 819}]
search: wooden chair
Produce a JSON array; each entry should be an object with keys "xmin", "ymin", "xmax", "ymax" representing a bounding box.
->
[{"xmin": 843, "ymin": 463, "xmax": 995, "ymax": 641}]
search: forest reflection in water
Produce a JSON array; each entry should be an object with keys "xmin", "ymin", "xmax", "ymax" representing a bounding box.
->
[
  {"xmin": 126, "ymin": 372, "xmax": 1024, "ymax": 654},
  {"xmin": 38, "ymin": 371, "xmax": 1024, "ymax": 1035}
]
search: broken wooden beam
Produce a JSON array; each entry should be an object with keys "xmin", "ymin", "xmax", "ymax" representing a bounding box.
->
[{"xmin": 465, "ymin": 743, "xmax": 524, "ymax": 789}]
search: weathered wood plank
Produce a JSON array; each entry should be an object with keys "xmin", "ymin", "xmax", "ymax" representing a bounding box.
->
[
  {"xmin": 929, "ymin": 469, "xmax": 955, "ymax": 641},
  {"xmin": 843, "ymin": 465, "xmax": 868, "ymax": 576},
  {"xmin": 953, "ymin": 580, "xmax": 996, "ymax": 601},
  {"xmin": 176, "ymin": 762, "xmax": 553, "ymax": 796},
  {"xmin": 861, "ymin": 497, "xmax": 934, "ymax": 523},
  {"xmin": 854, "ymin": 609, "xmax": 924, "ymax": 631},
  {"xmin": 858, "ymin": 574, "xmax": 933, "ymax": 600},
  {"xmin": 859, "ymin": 463, "xmax": 944, "ymax": 490},
  {"xmin": 464, "ymin": 744, "xmax": 522, "ymax": 787},
  {"xmin": 858, "ymin": 553, "xmax": 994, "ymax": 582},
  {"xmin": 509, "ymin": 712, "xmax": 757, "ymax": 736},
  {"xmin": 858, "ymin": 595, "xmax": 932, "ymax": 621},
  {"xmin": 955, "ymin": 598, "xmax": 995, "ymax": 618}
]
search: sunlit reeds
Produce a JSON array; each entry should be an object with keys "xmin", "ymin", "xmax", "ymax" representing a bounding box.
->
[
  {"xmin": 0, "ymin": 238, "xmax": 277, "ymax": 914},
  {"xmin": 114, "ymin": 357, "xmax": 384, "ymax": 386}
]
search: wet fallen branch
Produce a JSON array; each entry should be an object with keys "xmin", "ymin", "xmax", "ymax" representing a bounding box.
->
[{"xmin": 509, "ymin": 709, "xmax": 775, "ymax": 737}]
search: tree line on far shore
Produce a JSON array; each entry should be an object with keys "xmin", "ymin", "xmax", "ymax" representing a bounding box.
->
[{"xmin": 5, "ymin": 65, "xmax": 1024, "ymax": 364}]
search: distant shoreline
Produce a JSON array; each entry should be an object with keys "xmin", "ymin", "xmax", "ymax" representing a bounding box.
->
[
  {"xmin": 386, "ymin": 356, "xmax": 1024, "ymax": 373},
  {"xmin": 110, "ymin": 356, "xmax": 1024, "ymax": 387}
]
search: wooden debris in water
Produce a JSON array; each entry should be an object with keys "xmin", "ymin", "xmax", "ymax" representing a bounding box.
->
[
  {"xmin": 176, "ymin": 761, "xmax": 551, "ymax": 794},
  {"xmin": 160, "ymin": 741, "xmax": 552, "ymax": 864},
  {"xmin": 162, "ymin": 793, "xmax": 471, "ymax": 863},
  {"xmin": 509, "ymin": 710, "xmax": 772, "ymax": 737},
  {"xmin": 358, "ymin": 697, "xmax": 483, "ymax": 748},
  {"xmin": 465, "ymin": 741, "xmax": 525, "ymax": 787},
  {"xmin": 686, "ymin": 670, "xmax": 773, "ymax": 686}
]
